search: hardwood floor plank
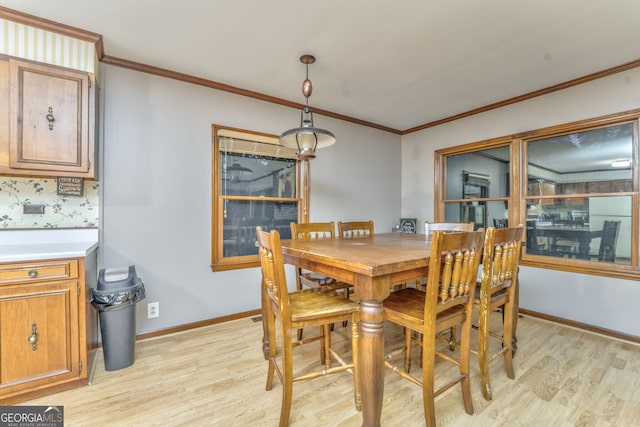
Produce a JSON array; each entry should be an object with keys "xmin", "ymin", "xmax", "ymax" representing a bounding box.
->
[{"xmin": 18, "ymin": 315, "xmax": 640, "ymax": 426}]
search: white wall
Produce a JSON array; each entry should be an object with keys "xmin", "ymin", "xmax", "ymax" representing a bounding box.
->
[
  {"xmin": 99, "ymin": 65, "xmax": 401, "ymax": 334},
  {"xmin": 402, "ymin": 68, "xmax": 640, "ymax": 337}
]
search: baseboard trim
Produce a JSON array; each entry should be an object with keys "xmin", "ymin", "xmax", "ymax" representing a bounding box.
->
[
  {"xmin": 519, "ymin": 308, "xmax": 640, "ymax": 345},
  {"xmin": 135, "ymin": 309, "xmax": 261, "ymax": 341},
  {"xmin": 131, "ymin": 307, "xmax": 640, "ymax": 347}
]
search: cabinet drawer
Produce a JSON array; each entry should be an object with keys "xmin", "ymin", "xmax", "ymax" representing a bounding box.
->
[{"xmin": 0, "ymin": 260, "xmax": 78, "ymax": 285}]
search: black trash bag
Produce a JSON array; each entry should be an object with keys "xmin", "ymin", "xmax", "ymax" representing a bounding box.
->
[{"xmin": 91, "ymin": 281, "xmax": 146, "ymax": 311}]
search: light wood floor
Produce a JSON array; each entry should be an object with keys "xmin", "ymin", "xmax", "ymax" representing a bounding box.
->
[{"xmin": 22, "ymin": 314, "xmax": 640, "ymax": 426}]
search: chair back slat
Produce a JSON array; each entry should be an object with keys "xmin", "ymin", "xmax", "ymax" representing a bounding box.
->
[
  {"xmin": 338, "ymin": 220, "xmax": 374, "ymax": 239},
  {"xmin": 428, "ymin": 230, "xmax": 484, "ymax": 312},
  {"xmin": 290, "ymin": 221, "xmax": 335, "ymax": 241},
  {"xmin": 481, "ymin": 226, "xmax": 524, "ymax": 293}
]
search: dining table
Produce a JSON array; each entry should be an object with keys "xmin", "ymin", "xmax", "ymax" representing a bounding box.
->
[
  {"xmin": 268, "ymin": 232, "xmax": 430, "ymax": 426},
  {"xmin": 260, "ymin": 231, "xmax": 521, "ymax": 426},
  {"xmin": 529, "ymin": 222, "xmax": 600, "ymax": 259}
]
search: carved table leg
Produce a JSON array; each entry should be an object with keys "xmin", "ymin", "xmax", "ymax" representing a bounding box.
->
[{"xmin": 359, "ymin": 300, "xmax": 385, "ymax": 427}]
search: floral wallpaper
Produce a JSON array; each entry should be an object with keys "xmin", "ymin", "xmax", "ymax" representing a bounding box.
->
[{"xmin": 0, "ymin": 177, "xmax": 99, "ymax": 229}]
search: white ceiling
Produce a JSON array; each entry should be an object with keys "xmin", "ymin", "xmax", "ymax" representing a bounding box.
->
[{"xmin": 3, "ymin": 1, "xmax": 640, "ymax": 133}]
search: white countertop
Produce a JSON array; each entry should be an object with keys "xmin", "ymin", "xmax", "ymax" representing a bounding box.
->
[{"xmin": 0, "ymin": 229, "xmax": 99, "ymax": 263}]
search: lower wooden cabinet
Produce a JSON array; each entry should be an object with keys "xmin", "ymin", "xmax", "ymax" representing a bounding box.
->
[{"xmin": 0, "ymin": 255, "xmax": 98, "ymax": 404}]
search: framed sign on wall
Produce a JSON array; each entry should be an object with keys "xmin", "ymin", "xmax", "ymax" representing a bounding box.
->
[{"xmin": 399, "ymin": 218, "xmax": 417, "ymax": 233}]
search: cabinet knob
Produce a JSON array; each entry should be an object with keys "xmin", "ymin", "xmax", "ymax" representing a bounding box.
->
[{"xmin": 28, "ymin": 269, "xmax": 38, "ymax": 278}]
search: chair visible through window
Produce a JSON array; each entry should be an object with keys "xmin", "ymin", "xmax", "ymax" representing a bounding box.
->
[
  {"xmin": 594, "ymin": 220, "xmax": 621, "ymax": 262},
  {"xmin": 493, "ymin": 218, "xmax": 508, "ymax": 228},
  {"xmin": 256, "ymin": 227, "xmax": 361, "ymax": 426}
]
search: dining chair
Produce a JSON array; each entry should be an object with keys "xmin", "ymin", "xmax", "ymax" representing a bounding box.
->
[
  {"xmin": 290, "ymin": 221, "xmax": 352, "ymax": 295},
  {"xmin": 493, "ymin": 218, "xmax": 508, "ymax": 228},
  {"xmin": 424, "ymin": 221, "xmax": 475, "ymax": 239},
  {"xmin": 256, "ymin": 227, "xmax": 361, "ymax": 426},
  {"xmin": 593, "ymin": 220, "xmax": 621, "ymax": 262},
  {"xmin": 473, "ymin": 225, "xmax": 523, "ymax": 401},
  {"xmin": 383, "ymin": 229, "xmax": 485, "ymax": 427},
  {"xmin": 419, "ymin": 222, "xmax": 475, "ymax": 298},
  {"xmin": 337, "ymin": 220, "xmax": 374, "ymax": 239},
  {"xmin": 525, "ymin": 220, "xmax": 548, "ymax": 255},
  {"xmin": 290, "ymin": 221, "xmax": 353, "ymax": 340}
]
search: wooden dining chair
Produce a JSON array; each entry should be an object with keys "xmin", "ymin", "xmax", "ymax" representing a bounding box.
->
[
  {"xmin": 383, "ymin": 229, "xmax": 485, "ymax": 427},
  {"xmin": 337, "ymin": 220, "xmax": 374, "ymax": 239},
  {"xmin": 473, "ymin": 225, "xmax": 523, "ymax": 401},
  {"xmin": 493, "ymin": 218, "xmax": 508, "ymax": 228},
  {"xmin": 419, "ymin": 222, "xmax": 475, "ymax": 297},
  {"xmin": 594, "ymin": 220, "xmax": 621, "ymax": 262},
  {"xmin": 256, "ymin": 227, "xmax": 361, "ymax": 426},
  {"xmin": 424, "ymin": 221, "xmax": 475, "ymax": 239},
  {"xmin": 290, "ymin": 221, "xmax": 353, "ymax": 340},
  {"xmin": 290, "ymin": 221, "xmax": 352, "ymax": 294}
]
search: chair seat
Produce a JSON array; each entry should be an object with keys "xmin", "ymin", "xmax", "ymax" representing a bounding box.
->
[
  {"xmin": 290, "ymin": 289, "xmax": 359, "ymax": 323},
  {"xmin": 384, "ymin": 288, "xmax": 467, "ymax": 332}
]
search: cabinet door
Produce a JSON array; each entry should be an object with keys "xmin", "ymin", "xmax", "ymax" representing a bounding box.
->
[
  {"xmin": 0, "ymin": 280, "xmax": 80, "ymax": 392},
  {"xmin": 540, "ymin": 182, "xmax": 555, "ymax": 205},
  {"xmin": 9, "ymin": 59, "xmax": 93, "ymax": 176}
]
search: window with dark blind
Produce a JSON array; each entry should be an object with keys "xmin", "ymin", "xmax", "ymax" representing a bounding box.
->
[{"xmin": 211, "ymin": 126, "xmax": 307, "ymax": 271}]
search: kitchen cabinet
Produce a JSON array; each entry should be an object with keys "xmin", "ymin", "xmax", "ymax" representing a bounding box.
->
[
  {"xmin": 559, "ymin": 182, "xmax": 587, "ymax": 206},
  {"xmin": 0, "ymin": 57, "xmax": 97, "ymax": 178},
  {"xmin": 528, "ymin": 181, "xmax": 555, "ymax": 205},
  {"xmin": 0, "ymin": 254, "xmax": 97, "ymax": 404}
]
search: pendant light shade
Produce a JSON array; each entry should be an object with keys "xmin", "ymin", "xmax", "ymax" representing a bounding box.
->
[{"xmin": 279, "ymin": 55, "xmax": 336, "ymax": 159}]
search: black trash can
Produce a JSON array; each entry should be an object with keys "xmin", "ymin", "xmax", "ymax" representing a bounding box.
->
[{"xmin": 90, "ymin": 265, "xmax": 146, "ymax": 371}]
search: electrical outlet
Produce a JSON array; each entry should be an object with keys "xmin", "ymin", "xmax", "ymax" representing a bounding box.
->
[{"xmin": 147, "ymin": 302, "xmax": 159, "ymax": 318}]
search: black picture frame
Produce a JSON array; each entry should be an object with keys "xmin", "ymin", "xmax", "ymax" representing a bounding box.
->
[{"xmin": 399, "ymin": 218, "xmax": 417, "ymax": 233}]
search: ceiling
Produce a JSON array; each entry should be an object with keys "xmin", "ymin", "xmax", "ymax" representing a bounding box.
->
[{"xmin": 3, "ymin": 1, "xmax": 640, "ymax": 134}]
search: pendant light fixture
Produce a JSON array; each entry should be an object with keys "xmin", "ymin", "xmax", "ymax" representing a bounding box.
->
[{"xmin": 279, "ymin": 54, "xmax": 336, "ymax": 159}]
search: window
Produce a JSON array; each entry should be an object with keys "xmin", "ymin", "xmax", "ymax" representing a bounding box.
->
[
  {"xmin": 211, "ymin": 126, "xmax": 308, "ymax": 271},
  {"xmin": 436, "ymin": 111, "xmax": 639, "ymax": 279},
  {"xmin": 439, "ymin": 142, "xmax": 513, "ymax": 231}
]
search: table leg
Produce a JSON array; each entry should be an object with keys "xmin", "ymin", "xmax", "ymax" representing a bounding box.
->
[
  {"xmin": 359, "ymin": 300, "xmax": 385, "ymax": 427},
  {"xmin": 578, "ymin": 236, "xmax": 591, "ymax": 260}
]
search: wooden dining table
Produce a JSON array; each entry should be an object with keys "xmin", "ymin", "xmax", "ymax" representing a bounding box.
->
[
  {"xmin": 267, "ymin": 232, "xmax": 431, "ymax": 426},
  {"xmin": 530, "ymin": 223, "xmax": 600, "ymax": 259}
]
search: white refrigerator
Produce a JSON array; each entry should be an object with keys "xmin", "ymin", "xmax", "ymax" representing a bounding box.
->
[{"xmin": 588, "ymin": 196, "xmax": 631, "ymax": 260}]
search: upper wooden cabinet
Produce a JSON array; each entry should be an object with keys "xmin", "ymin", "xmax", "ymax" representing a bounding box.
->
[{"xmin": 0, "ymin": 57, "xmax": 97, "ymax": 179}]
